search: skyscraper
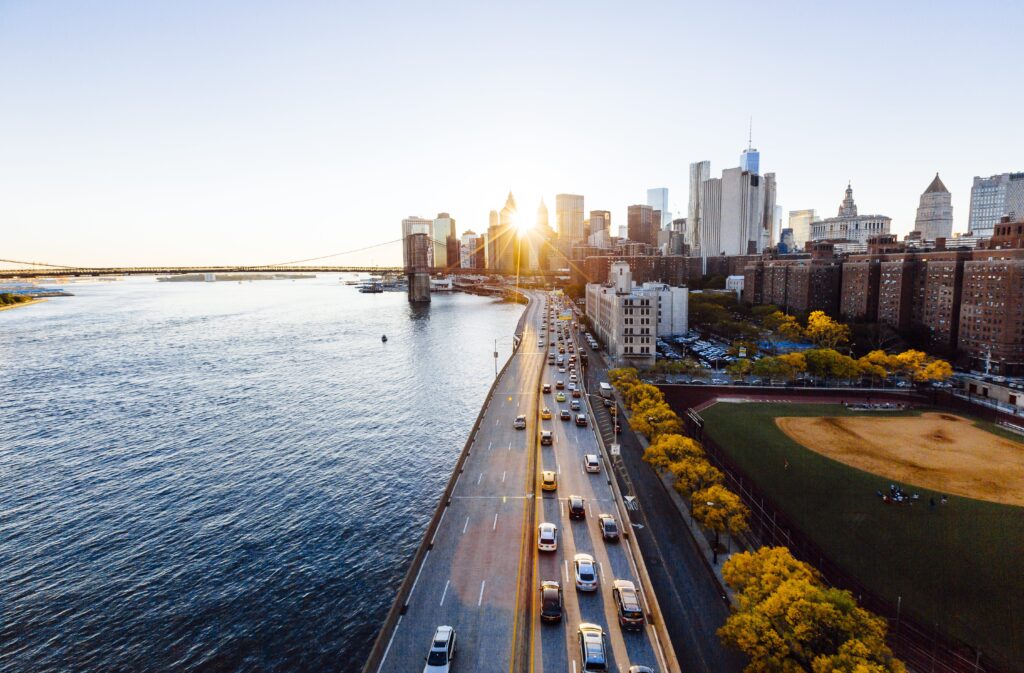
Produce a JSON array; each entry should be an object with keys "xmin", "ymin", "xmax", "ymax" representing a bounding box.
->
[
  {"xmin": 536, "ymin": 198, "xmax": 549, "ymax": 230},
  {"xmin": 968, "ymin": 172, "xmax": 1024, "ymax": 238},
  {"xmin": 698, "ymin": 167, "xmax": 774, "ymax": 260},
  {"xmin": 496, "ymin": 192, "xmax": 518, "ymax": 272},
  {"xmin": 688, "ymin": 160, "xmax": 711, "ymax": 254},
  {"xmin": 646, "ymin": 188, "xmax": 671, "ymax": 228},
  {"xmin": 432, "ymin": 213, "xmax": 456, "ymax": 269},
  {"xmin": 487, "ymin": 209, "xmax": 500, "ymax": 269},
  {"xmin": 627, "ymin": 205, "xmax": 659, "ymax": 246},
  {"xmin": 556, "ymin": 193, "xmax": 585, "ymax": 242},
  {"xmin": 788, "ymin": 209, "xmax": 819, "ymax": 249},
  {"xmin": 588, "ymin": 210, "xmax": 611, "ymax": 242},
  {"xmin": 914, "ymin": 173, "xmax": 954, "ymax": 240},
  {"xmin": 740, "ymin": 122, "xmax": 760, "ymax": 174}
]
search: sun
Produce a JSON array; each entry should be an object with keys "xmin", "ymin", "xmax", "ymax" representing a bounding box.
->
[{"xmin": 514, "ymin": 214, "xmax": 534, "ymax": 234}]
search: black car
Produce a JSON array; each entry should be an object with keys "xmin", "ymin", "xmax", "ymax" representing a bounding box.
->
[
  {"xmin": 568, "ymin": 495, "xmax": 586, "ymax": 520},
  {"xmin": 560, "ymin": 409, "xmax": 571, "ymax": 421},
  {"xmin": 540, "ymin": 581, "xmax": 563, "ymax": 622},
  {"xmin": 598, "ymin": 514, "xmax": 619, "ymax": 542}
]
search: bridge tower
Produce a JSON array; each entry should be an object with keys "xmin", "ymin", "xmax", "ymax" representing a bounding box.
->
[{"xmin": 402, "ymin": 217, "xmax": 432, "ymax": 303}]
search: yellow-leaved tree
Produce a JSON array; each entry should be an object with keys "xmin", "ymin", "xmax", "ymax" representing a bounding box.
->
[
  {"xmin": 642, "ymin": 433, "xmax": 704, "ymax": 469},
  {"xmin": 805, "ymin": 311, "xmax": 851, "ymax": 350},
  {"xmin": 631, "ymin": 400, "xmax": 683, "ymax": 438},
  {"xmin": 691, "ymin": 484, "xmax": 750, "ymax": 548},
  {"xmin": 669, "ymin": 457, "xmax": 724, "ymax": 495},
  {"xmin": 624, "ymin": 383, "xmax": 665, "ymax": 412}
]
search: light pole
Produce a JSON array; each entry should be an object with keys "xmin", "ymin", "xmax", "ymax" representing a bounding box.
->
[{"xmin": 705, "ymin": 501, "xmax": 720, "ymax": 564}]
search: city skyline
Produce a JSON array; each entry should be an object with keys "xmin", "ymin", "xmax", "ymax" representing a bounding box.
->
[{"xmin": 1, "ymin": 0, "xmax": 1022, "ymax": 267}]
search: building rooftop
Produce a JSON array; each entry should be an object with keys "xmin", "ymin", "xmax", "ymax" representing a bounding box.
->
[{"xmin": 924, "ymin": 172, "xmax": 949, "ymax": 194}]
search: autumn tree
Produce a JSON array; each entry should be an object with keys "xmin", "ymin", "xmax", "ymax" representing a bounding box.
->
[
  {"xmin": 776, "ymin": 352, "xmax": 808, "ymax": 377},
  {"xmin": 691, "ymin": 484, "xmax": 750, "ymax": 548},
  {"xmin": 805, "ymin": 311, "xmax": 851, "ymax": 350},
  {"xmin": 670, "ymin": 457, "xmax": 724, "ymax": 495},
  {"xmin": 920, "ymin": 358, "xmax": 953, "ymax": 382},
  {"xmin": 719, "ymin": 547, "xmax": 906, "ymax": 673},
  {"xmin": 642, "ymin": 433, "xmax": 703, "ymax": 469},
  {"xmin": 625, "ymin": 383, "xmax": 665, "ymax": 411},
  {"xmin": 727, "ymin": 359, "xmax": 753, "ymax": 378},
  {"xmin": 631, "ymin": 401, "xmax": 683, "ymax": 438},
  {"xmin": 858, "ymin": 349, "xmax": 896, "ymax": 382}
]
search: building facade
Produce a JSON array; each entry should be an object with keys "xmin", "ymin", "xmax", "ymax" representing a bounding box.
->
[
  {"xmin": 810, "ymin": 183, "xmax": 891, "ymax": 244},
  {"xmin": 647, "ymin": 188, "xmax": 671, "ymax": 228},
  {"xmin": 788, "ymin": 209, "xmax": 818, "ymax": 250},
  {"xmin": 627, "ymin": 204, "xmax": 660, "ymax": 246},
  {"xmin": 914, "ymin": 173, "xmax": 954, "ymax": 240},
  {"xmin": 968, "ymin": 172, "xmax": 1024, "ymax": 238},
  {"xmin": 688, "ymin": 160, "xmax": 711, "ymax": 253},
  {"xmin": 556, "ymin": 193, "xmax": 585, "ymax": 242},
  {"xmin": 699, "ymin": 167, "xmax": 775, "ymax": 260}
]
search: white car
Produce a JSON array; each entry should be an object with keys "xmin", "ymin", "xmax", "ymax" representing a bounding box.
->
[
  {"xmin": 584, "ymin": 454, "xmax": 601, "ymax": 473},
  {"xmin": 574, "ymin": 553, "xmax": 598, "ymax": 591},
  {"xmin": 538, "ymin": 522, "xmax": 558, "ymax": 551},
  {"xmin": 513, "ymin": 414, "xmax": 527, "ymax": 429},
  {"xmin": 423, "ymin": 625, "xmax": 456, "ymax": 673},
  {"xmin": 578, "ymin": 623, "xmax": 608, "ymax": 672}
]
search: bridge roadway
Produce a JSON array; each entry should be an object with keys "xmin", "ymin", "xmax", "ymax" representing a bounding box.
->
[
  {"xmin": 371, "ymin": 292, "xmax": 546, "ymax": 673},
  {"xmin": 368, "ymin": 291, "xmax": 675, "ymax": 673}
]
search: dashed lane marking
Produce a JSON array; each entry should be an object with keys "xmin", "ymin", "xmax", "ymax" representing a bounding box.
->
[
  {"xmin": 477, "ymin": 580, "xmax": 486, "ymax": 606},
  {"xmin": 440, "ymin": 579, "xmax": 450, "ymax": 607},
  {"xmin": 463, "ymin": 516, "xmax": 470, "ymax": 534}
]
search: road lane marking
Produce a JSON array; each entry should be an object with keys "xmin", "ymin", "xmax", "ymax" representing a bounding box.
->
[
  {"xmin": 563, "ymin": 560, "xmax": 569, "ymax": 583},
  {"xmin": 557, "ymin": 461, "xmax": 561, "ymax": 475},
  {"xmin": 488, "ymin": 441, "xmax": 493, "ymax": 451},
  {"xmin": 502, "ymin": 470, "xmax": 506, "ymax": 483},
  {"xmin": 508, "ymin": 441, "xmax": 512, "ymax": 451},
  {"xmin": 477, "ymin": 580, "xmax": 486, "ymax": 606},
  {"xmin": 496, "ymin": 419, "xmax": 500, "ymax": 426},
  {"xmin": 478, "ymin": 472, "xmax": 484, "ymax": 485},
  {"xmin": 440, "ymin": 579, "xmax": 450, "ymax": 606},
  {"xmin": 463, "ymin": 515, "xmax": 470, "ymax": 534},
  {"xmin": 376, "ymin": 614, "xmax": 402, "ymax": 673},
  {"xmin": 407, "ymin": 550, "xmax": 429, "ymax": 602},
  {"xmin": 572, "ymin": 660, "xmax": 576, "ymax": 673},
  {"xmin": 493, "ymin": 512, "xmax": 499, "ymax": 530}
]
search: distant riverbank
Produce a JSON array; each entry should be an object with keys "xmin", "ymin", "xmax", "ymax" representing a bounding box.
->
[{"xmin": 0, "ymin": 296, "xmax": 46, "ymax": 312}]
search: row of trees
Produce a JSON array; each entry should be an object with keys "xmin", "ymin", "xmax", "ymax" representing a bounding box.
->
[
  {"xmin": 726, "ymin": 347, "xmax": 953, "ymax": 383},
  {"xmin": 607, "ymin": 367, "xmax": 750, "ymax": 555},
  {"xmin": 607, "ymin": 368, "xmax": 905, "ymax": 672},
  {"xmin": 0, "ymin": 293, "xmax": 32, "ymax": 306},
  {"xmin": 720, "ymin": 547, "xmax": 905, "ymax": 672}
]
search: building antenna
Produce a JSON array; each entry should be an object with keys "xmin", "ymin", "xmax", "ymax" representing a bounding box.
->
[{"xmin": 748, "ymin": 116, "xmax": 753, "ymax": 150}]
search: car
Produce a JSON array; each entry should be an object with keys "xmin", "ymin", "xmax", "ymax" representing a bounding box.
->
[
  {"xmin": 612, "ymin": 580, "xmax": 645, "ymax": 630},
  {"xmin": 538, "ymin": 522, "xmax": 558, "ymax": 551},
  {"xmin": 560, "ymin": 409, "xmax": 571, "ymax": 421},
  {"xmin": 572, "ymin": 389, "xmax": 581, "ymax": 398},
  {"xmin": 540, "ymin": 430, "xmax": 553, "ymax": 445},
  {"xmin": 583, "ymin": 454, "xmax": 600, "ymax": 473},
  {"xmin": 541, "ymin": 471, "xmax": 557, "ymax": 491},
  {"xmin": 570, "ymin": 399, "xmax": 581, "ymax": 411},
  {"xmin": 513, "ymin": 414, "xmax": 527, "ymax": 429},
  {"xmin": 627, "ymin": 667, "xmax": 654, "ymax": 673},
  {"xmin": 569, "ymin": 374, "xmax": 578, "ymax": 383},
  {"xmin": 575, "ymin": 413, "xmax": 587, "ymax": 426},
  {"xmin": 555, "ymin": 392, "xmax": 566, "ymax": 402},
  {"xmin": 542, "ymin": 383, "xmax": 551, "ymax": 394},
  {"xmin": 423, "ymin": 625, "xmax": 456, "ymax": 673},
  {"xmin": 558, "ymin": 366, "xmax": 566, "ymax": 373},
  {"xmin": 578, "ymin": 623, "xmax": 607, "ymax": 672},
  {"xmin": 540, "ymin": 407, "xmax": 552, "ymax": 420},
  {"xmin": 573, "ymin": 554, "xmax": 598, "ymax": 591},
  {"xmin": 598, "ymin": 514, "xmax": 619, "ymax": 541},
  {"xmin": 556, "ymin": 380, "xmax": 565, "ymax": 390},
  {"xmin": 540, "ymin": 580, "xmax": 563, "ymax": 622},
  {"xmin": 568, "ymin": 495, "xmax": 586, "ymax": 520}
]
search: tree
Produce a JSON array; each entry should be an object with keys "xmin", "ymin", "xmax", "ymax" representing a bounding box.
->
[
  {"xmin": 752, "ymin": 356, "xmax": 792, "ymax": 383},
  {"xmin": 727, "ymin": 359, "xmax": 753, "ymax": 378},
  {"xmin": 691, "ymin": 484, "xmax": 750, "ymax": 547},
  {"xmin": 624, "ymin": 383, "xmax": 664, "ymax": 412},
  {"xmin": 608, "ymin": 367, "xmax": 639, "ymax": 390},
  {"xmin": 920, "ymin": 358, "xmax": 953, "ymax": 382},
  {"xmin": 642, "ymin": 433, "xmax": 703, "ymax": 469},
  {"xmin": 670, "ymin": 456, "xmax": 724, "ymax": 495},
  {"xmin": 631, "ymin": 400, "xmax": 683, "ymax": 438},
  {"xmin": 776, "ymin": 352, "xmax": 807, "ymax": 377},
  {"xmin": 764, "ymin": 310, "xmax": 805, "ymax": 342},
  {"xmin": 805, "ymin": 311, "xmax": 851, "ymax": 350},
  {"xmin": 751, "ymin": 304, "xmax": 781, "ymax": 321},
  {"xmin": 857, "ymin": 350, "xmax": 896, "ymax": 382},
  {"xmin": 718, "ymin": 547, "xmax": 906, "ymax": 673}
]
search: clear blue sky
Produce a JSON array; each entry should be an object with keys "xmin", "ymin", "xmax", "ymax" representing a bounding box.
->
[{"xmin": 1, "ymin": 0, "xmax": 1021, "ymax": 266}]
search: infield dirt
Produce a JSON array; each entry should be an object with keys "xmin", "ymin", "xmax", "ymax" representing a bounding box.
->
[{"xmin": 776, "ymin": 412, "xmax": 1024, "ymax": 506}]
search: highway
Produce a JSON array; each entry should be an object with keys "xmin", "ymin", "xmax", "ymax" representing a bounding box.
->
[
  {"xmin": 371, "ymin": 292, "xmax": 545, "ymax": 673},
  {"xmin": 530, "ymin": 296, "xmax": 668, "ymax": 673}
]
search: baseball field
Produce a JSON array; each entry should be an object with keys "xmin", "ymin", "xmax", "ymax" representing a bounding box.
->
[{"xmin": 699, "ymin": 402, "xmax": 1024, "ymax": 672}]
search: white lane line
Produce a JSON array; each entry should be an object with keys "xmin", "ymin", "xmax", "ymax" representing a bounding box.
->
[
  {"xmin": 439, "ymin": 580, "xmax": 450, "ymax": 607},
  {"xmin": 560, "ymin": 499, "xmax": 566, "ymax": 517},
  {"xmin": 430, "ymin": 509, "xmax": 447, "ymax": 545},
  {"xmin": 502, "ymin": 470, "xmax": 507, "ymax": 483},
  {"xmin": 492, "ymin": 512, "xmax": 498, "ymax": 530},
  {"xmin": 495, "ymin": 419, "xmax": 499, "ymax": 426},
  {"xmin": 557, "ymin": 461, "xmax": 561, "ymax": 475},
  {"xmin": 488, "ymin": 441, "xmax": 493, "ymax": 451},
  {"xmin": 563, "ymin": 560, "xmax": 569, "ymax": 583},
  {"xmin": 463, "ymin": 516, "xmax": 470, "ymax": 534},
  {"xmin": 377, "ymin": 614, "xmax": 402, "ymax": 673},
  {"xmin": 572, "ymin": 659, "xmax": 577, "ymax": 673},
  {"xmin": 507, "ymin": 441, "xmax": 512, "ymax": 451},
  {"xmin": 407, "ymin": 550, "xmax": 429, "ymax": 601},
  {"xmin": 477, "ymin": 580, "xmax": 486, "ymax": 606},
  {"xmin": 477, "ymin": 472, "xmax": 483, "ymax": 485}
]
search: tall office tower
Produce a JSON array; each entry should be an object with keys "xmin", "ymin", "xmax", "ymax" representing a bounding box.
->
[
  {"xmin": 496, "ymin": 192, "xmax": 519, "ymax": 272},
  {"xmin": 788, "ymin": 209, "xmax": 819, "ymax": 249},
  {"xmin": 760, "ymin": 173, "xmax": 777, "ymax": 250},
  {"xmin": 556, "ymin": 193, "xmax": 585, "ymax": 242},
  {"xmin": 740, "ymin": 146, "xmax": 760, "ymax": 174},
  {"xmin": 627, "ymin": 205, "xmax": 659, "ymax": 246},
  {"xmin": 914, "ymin": 173, "xmax": 954, "ymax": 240},
  {"xmin": 431, "ymin": 213, "xmax": 456, "ymax": 269},
  {"xmin": 688, "ymin": 160, "xmax": 711, "ymax": 254},
  {"xmin": 537, "ymin": 198, "xmax": 549, "ymax": 229},
  {"xmin": 968, "ymin": 172, "xmax": 1024, "ymax": 238},
  {"xmin": 588, "ymin": 210, "xmax": 611, "ymax": 240},
  {"xmin": 773, "ymin": 205, "xmax": 783, "ymax": 247},
  {"xmin": 647, "ymin": 188, "xmax": 671, "ymax": 228},
  {"xmin": 487, "ymin": 209, "xmax": 500, "ymax": 269},
  {"xmin": 460, "ymin": 230, "xmax": 485, "ymax": 269},
  {"xmin": 698, "ymin": 167, "xmax": 771, "ymax": 261},
  {"xmin": 401, "ymin": 216, "xmax": 434, "ymax": 302}
]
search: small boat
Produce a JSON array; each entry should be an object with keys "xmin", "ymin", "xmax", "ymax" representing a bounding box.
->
[{"xmin": 381, "ymin": 335, "xmax": 388, "ymax": 343}]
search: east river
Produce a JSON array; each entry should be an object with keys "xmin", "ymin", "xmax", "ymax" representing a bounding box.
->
[{"xmin": 0, "ymin": 276, "xmax": 523, "ymax": 672}]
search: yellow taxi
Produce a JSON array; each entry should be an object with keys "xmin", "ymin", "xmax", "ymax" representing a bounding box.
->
[
  {"xmin": 541, "ymin": 470, "xmax": 558, "ymax": 492},
  {"xmin": 541, "ymin": 407, "xmax": 552, "ymax": 420}
]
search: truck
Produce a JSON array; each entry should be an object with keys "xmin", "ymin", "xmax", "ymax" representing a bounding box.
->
[{"xmin": 598, "ymin": 382, "xmax": 613, "ymax": 399}]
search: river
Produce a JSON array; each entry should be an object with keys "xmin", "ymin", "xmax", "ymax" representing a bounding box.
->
[{"xmin": 0, "ymin": 275, "xmax": 523, "ymax": 672}]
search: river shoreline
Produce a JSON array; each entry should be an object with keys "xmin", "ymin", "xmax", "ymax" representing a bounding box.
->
[{"xmin": 0, "ymin": 297, "xmax": 48, "ymax": 312}]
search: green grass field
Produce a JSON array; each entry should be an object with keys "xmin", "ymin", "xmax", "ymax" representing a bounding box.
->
[{"xmin": 700, "ymin": 402, "xmax": 1024, "ymax": 671}]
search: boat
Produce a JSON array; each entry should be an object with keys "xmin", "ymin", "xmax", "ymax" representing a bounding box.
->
[
  {"xmin": 381, "ymin": 335, "xmax": 388, "ymax": 343},
  {"xmin": 358, "ymin": 282, "xmax": 383, "ymax": 293}
]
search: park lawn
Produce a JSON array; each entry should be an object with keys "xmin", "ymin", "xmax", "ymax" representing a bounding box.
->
[{"xmin": 699, "ymin": 402, "xmax": 1024, "ymax": 672}]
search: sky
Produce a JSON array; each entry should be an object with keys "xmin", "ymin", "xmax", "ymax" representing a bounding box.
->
[{"xmin": 1, "ymin": 0, "xmax": 1022, "ymax": 267}]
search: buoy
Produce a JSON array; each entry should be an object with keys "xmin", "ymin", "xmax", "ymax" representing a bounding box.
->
[{"xmin": 381, "ymin": 335, "xmax": 388, "ymax": 343}]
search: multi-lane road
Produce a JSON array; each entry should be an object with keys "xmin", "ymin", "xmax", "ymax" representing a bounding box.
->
[{"xmin": 369, "ymin": 291, "xmax": 675, "ymax": 673}]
